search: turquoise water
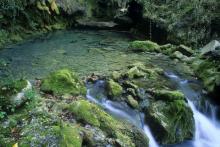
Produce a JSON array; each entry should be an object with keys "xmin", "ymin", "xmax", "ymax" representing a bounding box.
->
[
  {"xmin": 0, "ymin": 30, "xmax": 135, "ymax": 79},
  {"xmin": 0, "ymin": 29, "xmax": 192, "ymax": 80}
]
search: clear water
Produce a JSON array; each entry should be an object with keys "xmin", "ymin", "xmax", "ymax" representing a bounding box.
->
[
  {"xmin": 0, "ymin": 29, "xmax": 191, "ymax": 80},
  {"xmin": 0, "ymin": 30, "xmax": 135, "ymax": 79},
  {"xmin": 1, "ymin": 29, "xmax": 219, "ymax": 147}
]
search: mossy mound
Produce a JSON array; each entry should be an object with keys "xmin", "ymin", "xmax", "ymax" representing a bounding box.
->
[
  {"xmin": 106, "ymin": 79, "xmax": 123, "ymax": 98},
  {"xmin": 145, "ymin": 90, "xmax": 194, "ymax": 144},
  {"xmin": 129, "ymin": 40, "xmax": 160, "ymax": 52},
  {"xmin": 153, "ymin": 90, "xmax": 185, "ymax": 101},
  {"xmin": 67, "ymin": 99, "xmax": 149, "ymax": 147},
  {"xmin": 41, "ymin": 69, "xmax": 86, "ymax": 96},
  {"xmin": 68, "ymin": 99, "xmax": 101, "ymax": 127}
]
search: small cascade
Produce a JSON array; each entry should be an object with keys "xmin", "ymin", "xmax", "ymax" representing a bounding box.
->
[
  {"xmin": 86, "ymin": 80, "xmax": 159, "ymax": 147},
  {"xmin": 165, "ymin": 72, "xmax": 220, "ymax": 147}
]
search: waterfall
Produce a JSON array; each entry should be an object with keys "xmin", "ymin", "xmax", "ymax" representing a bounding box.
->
[
  {"xmin": 165, "ymin": 72, "xmax": 220, "ymax": 147},
  {"xmin": 86, "ymin": 80, "xmax": 159, "ymax": 147}
]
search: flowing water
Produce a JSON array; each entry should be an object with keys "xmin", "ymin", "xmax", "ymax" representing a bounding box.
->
[
  {"xmin": 86, "ymin": 80, "xmax": 159, "ymax": 147},
  {"xmin": 0, "ymin": 29, "xmax": 220, "ymax": 147},
  {"xmin": 165, "ymin": 72, "xmax": 220, "ymax": 147}
]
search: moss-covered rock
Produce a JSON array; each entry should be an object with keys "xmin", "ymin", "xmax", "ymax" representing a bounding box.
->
[
  {"xmin": 127, "ymin": 95, "xmax": 139, "ymax": 109},
  {"xmin": 145, "ymin": 91, "xmax": 194, "ymax": 144},
  {"xmin": 192, "ymin": 58, "xmax": 220, "ymax": 103},
  {"xmin": 0, "ymin": 79, "xmax": 28, "ymax": 112},
  {"xmin": 129, "ymin": 40, "xmax": 160, "ymax": 52},
  {"xmin": 125, "ymin": 66, "xmax": 146, "ymax": 79},
  {"xmin": 68, "ymin": 99, "xmax": 100, "ymax": 127},
  {"xmin": 67, "ymin": 99, "xmax": 149, "ymax": 147},
  {"xmin": 54, "ymin": 123, "xmax": 82, "ymax": 147},
  {"xmin": 153, "ymin": 90, "xmax": 185, "ymax": 101},
  {"xmin": 106, "ymin": 79, "xmax": 123, "ymax": 97},
  {"xmin": 41, "ymin": 69, "xmax": 86, "ymax": 96}
]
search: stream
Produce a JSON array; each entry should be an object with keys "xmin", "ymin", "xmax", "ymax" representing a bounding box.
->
[
  {"xmin": 0, "ymin": 30, "xmax": 220, "ymax": 147},
  {"xmin": 86, "ymin": 72, "xmax": 220, "ymax": 147}
]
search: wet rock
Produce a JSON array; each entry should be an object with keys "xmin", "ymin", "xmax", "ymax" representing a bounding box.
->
[
  {"xmin": 192, "ymin": 58, "xmax": 220, "ymax": 104},
  {"xmin": 200, "ymin": 40, "xmax": 220, "ymax": 56},
  {"xmin": 111, "ymin": 71, "xmax": 122, "ymax": 81},
  {"xmin": 126, "ymin": 88, "xmax": 137, "ymax": 97},
  {"xmin": 127, "ymin": 95, "xmax": 139, "ymax": 109},
  {"xmin": 145, "ymin": 94, "xmax": 194, "ymax": 144},
  {"xmin": 40, "ymin": 69, "xmax": 86, "ymax": 96},
  {"xmin": 129, "ymin": 40, "xmax": 160, "ymax": 52},
  {"xmin": 67, "ymin": 99, "xmax": 149, "ymax": 147},
  {"xmin": 83, "ymin": 125, "xmax": 108, "ymax": 146},
  {"xmin": 123, "ymin": 81, "xmax": 139, "ymax": 90},
  {"xmin": 172, "ymin": 51, "xmax": 189, "ymax": 62},
  {"xmin": 75, "ymin": 20, "xmax": 117, "ymax": 29},
  {"xmin": 106, "ymin": 79, "xmax": 123, "ymax": 98},
  {"xmin": 177, "ymin": 45, "xmax": 194, "ymax": 57},
  {"xmin": 125, "ymin": 66, "xmax": 146, "ymax": 79}
]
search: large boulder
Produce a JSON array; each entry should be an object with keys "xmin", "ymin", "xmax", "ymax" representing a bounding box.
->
[
  {"xmin": 40, "ymin": 69, "xmax": 86, "ymax": 96},
  {"xmin": 68, "ymin": 99, "xmax": 149, "ymax": 147},
  {"xmin": 200, "ymin": 40, "xmax": 220, "ymax": 56},
  {"xmin": 199, "ymin": 40, "xmax": 220, "ymax": 60},
  {"xmin": 145, "ymin": 90, "xmax": 195, "ymax": 144}
]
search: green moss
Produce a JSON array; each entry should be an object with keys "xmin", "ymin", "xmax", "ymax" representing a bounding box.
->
[
  {"xmin": 145, "ymin": 99, "xmax": 194, "ymax": 144},
  {"xmin": 68, "ymin": 100, "xmax": 100, "ymax": 127},
  {"xmin": 54, "ymin": 123, "xmax": 82, "ymax": 147},
  {"xmin": 0, "ymin": 79, "xmax": 27, "ymax": 112},
  {"xmin": 192, "ymin": 59, "xmax": 220, "ymax": 93},
  {"xmin": 126, "ymin": 66, "xmax": 146, "ymax": 79},
  {"xmin": 107, "ymin": 79, "xmax": 123, "ymax": 97},
  {"xmin": 127, "ymin": 95, "xmax": 139, "ymax": 109},
  {"xmin": 154, "ymin": 90, "xmax": 185, "ymax": 101},
  {"xmin": 41, "ymin": 69, "xmax": 86, "ymax": 96},
  {"xmin": 129, "ymin": 40, "xmax": 160, "ymax": 52},
  {"xmin": 67, "ymin": 99, "xmax": 149, "ymax": 147}
]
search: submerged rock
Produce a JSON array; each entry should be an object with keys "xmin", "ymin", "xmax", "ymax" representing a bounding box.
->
[{"xmin": 40, "ymin": 69, "xmax": 86, "ymax": 96}]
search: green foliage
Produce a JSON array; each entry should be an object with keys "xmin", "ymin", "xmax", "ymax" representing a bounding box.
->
[
  {"xmin": 0, "ymin": 79, "xmax": 27, "ymax": 112},
  {"xmin": 142, "ymin": 0, "xmax": 218, "ymax": 46}
]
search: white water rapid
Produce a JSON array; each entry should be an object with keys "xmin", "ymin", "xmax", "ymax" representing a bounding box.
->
[
  {"xmin": 86, "ymin": 80, "xmax": 159, "ymax": 147},
  {"xmin": 165, "ymin": 72, "xmax": 220, "ymax": 147}
]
